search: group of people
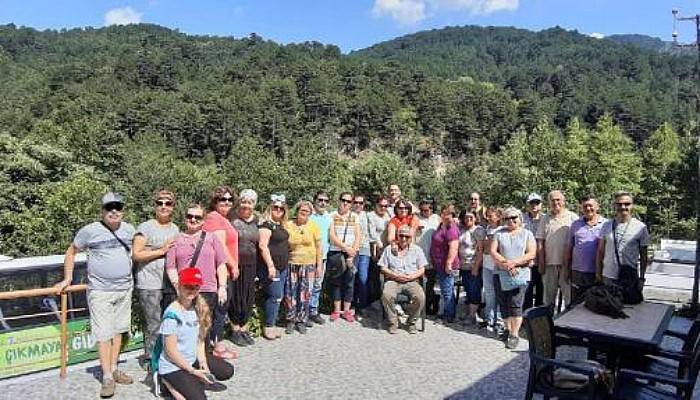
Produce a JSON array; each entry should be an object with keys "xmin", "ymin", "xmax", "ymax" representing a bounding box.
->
[{"xmin": 53, "ymin": 184, "xmax": 650, "ymax": 399}]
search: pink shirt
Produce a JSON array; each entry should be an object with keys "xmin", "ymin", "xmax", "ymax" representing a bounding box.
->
[
  {"xmin": 166, "ymin": 232, "xmax": 226, "ymax": 293},
  {"xmin": 202, "ymin": 211, "xmax": 239, "ymax": 267}
]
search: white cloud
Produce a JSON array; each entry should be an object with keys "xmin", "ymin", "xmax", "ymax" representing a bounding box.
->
[
  {"xmin": 437, "ymin": 0, "xmax": 519, "ymax": 15},
  {"xmin": 589, "ymin": 32, "xmax": 605, "ymax": 39},
  {"xmin": 104, "ymin": 7, "xmax": 142, "ymax": 26},
  {"xmin": 372, "ymin": 0, "xmax": 518, "ymax": 24},
  {"xmin": 372, "ymin": 0, "xmax": 427, "ymax": 25}
]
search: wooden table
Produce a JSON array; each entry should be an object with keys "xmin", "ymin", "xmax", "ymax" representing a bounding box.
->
[{"xmin": 554, "ymin": 301, "xmax": 674, "ymax": 354}]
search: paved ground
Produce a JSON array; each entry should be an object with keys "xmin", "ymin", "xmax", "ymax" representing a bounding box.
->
[{"xmin": 1, "ymin": 303, "xmax": 698, "ymax": 400}]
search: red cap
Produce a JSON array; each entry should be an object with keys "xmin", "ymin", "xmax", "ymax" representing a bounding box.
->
[{"xmin": 179, "ymin": 268, "xmax": 203, "ymax": 286}]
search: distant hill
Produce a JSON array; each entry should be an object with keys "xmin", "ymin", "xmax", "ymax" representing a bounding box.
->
[
  {"xmin": 606, "ymin": 34, "xmax": 675, "ymax": 52},
  {"xmin": 352, "ymin": 25, "xmax": 697, "ymax": 141}
]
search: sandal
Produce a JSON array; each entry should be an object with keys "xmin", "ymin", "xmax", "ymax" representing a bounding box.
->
[{"xmin": 212, "ymin": 343, "xmax": 238, "ymax": 360}]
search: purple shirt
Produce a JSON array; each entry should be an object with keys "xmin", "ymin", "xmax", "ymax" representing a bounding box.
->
[
  {"xmin": 569, "ymin": 217, "xmax": 607, "ymax": 273},
  {"xmin": 430, "ymin": 223, "xmax": 460, "ymax": 272},
  {"xmin": 166, "ymin": 232, "xmax": 227, "ymax": 293}
]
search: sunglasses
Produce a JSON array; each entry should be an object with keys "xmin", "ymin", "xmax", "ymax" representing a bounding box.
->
[
  {"xmin": 186, "ymin": 213, "xmax": 203, "ymax": 222},
  {"xmin": 505, "ymin": 216, "xmax": 518, "ymax": 222},
  {"xmin": 398, "ymin": 234, "xmax": 411, "ymax": 239},
  {"xmin": 397, "ymin": 206, "xmax": 410, "ymax": 210},
  {"xmin": 103, "ymin": 202, "xmax": 124, "ymax": 212},
  {"xmin": 528, "ymin": 200, "xmax": 542, "ymax": 205},
  {"xmin": 378, "ymin": 204, "xmax": 388, "ymax": 208},
  {"xmin": 340, "ymin": 199, "xmax": 352, "ymax": 204},
  {"xmin": 316, "ymin": 198, "xmax": 329, "ymax": 203},
  {"xmin": 155, "ymin": 200, "xmax": 173, "ymax": 207},
  {"xmin": 272, "ymin": 205, "xmax": 285, "ymax": 212},
  {"xmin": 615, "ymin": 202, "xmax": 632, "ymax": 207},
  {"xmin": 217, "ymin": 196, "xmax": 234, "ymax": 203},
  {"xmin": 353, "ymin": 201, "xmax": 364, "ymax": 205}
]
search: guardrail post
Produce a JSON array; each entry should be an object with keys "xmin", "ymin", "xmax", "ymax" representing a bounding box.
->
[{"xmin": 59, "ymin": 292, "xmax": 68, "ymax": 379}]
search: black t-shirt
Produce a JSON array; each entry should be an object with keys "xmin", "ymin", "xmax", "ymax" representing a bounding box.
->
[
  {"xmin": 259, "ymin": 221, "xmax": 290, "ymax": 270},
  {"xmin": 232, "ymin": 216, "xmax": 259, "ymax": 267}
]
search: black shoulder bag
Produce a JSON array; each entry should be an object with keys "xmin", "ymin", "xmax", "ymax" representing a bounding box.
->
[
  {"xmin": 189, "ymin": 232, "xmax": 207, "ymax": 268},
  {"xmin": 613, "ymin": 220, "xmax": 643, "ymax": 304},
  {"xmin": 327, "ymin": 217, "xmax": 350, "ymax": 280}
]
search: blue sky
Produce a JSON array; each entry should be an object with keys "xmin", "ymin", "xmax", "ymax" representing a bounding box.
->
[{"xmin": 0, "ymin": 1, "xmax": 698, "ymax": 52}]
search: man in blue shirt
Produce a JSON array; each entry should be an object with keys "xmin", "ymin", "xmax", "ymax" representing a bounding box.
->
[{"xmin": 308, "ymin": 191, "xmax": 332, "ymax": 324}]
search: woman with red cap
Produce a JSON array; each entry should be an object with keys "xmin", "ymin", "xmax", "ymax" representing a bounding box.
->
[{"xmin": 158, "ymin": 267, "xmax": 234, "ymax": 400}]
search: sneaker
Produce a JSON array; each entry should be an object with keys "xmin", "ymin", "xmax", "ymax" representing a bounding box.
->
[
  {"xmin": 499, "ymin": 329, "xmax": 510, "ymax": 342},
  {"xmin": 285, "ymin": 322, "xmax": 295, "ymax": 335},
  {"xmin": 231, "ymin": 331, "xmax": 249, "ymax": 346},
  {"xmin": 387, "ymin": 325, "xmax": 398, "ymax": 334},
  {"xmin": 343, "ymin": 310, "xmax": 355, "ymax": 323},
  {"xmin": 506, "ymin": 335, "xmax": 520, "ymax": 349},
  {"xmin": 304, "ymin": 320, "xmax": 314, "ymax": 328},
  {"xmin": 296, "ymin": 322, "xmax": 307, "ymax": 334},
  {"xmin": 407, "ymin": 324, "xmax": 418, "ymax": 334},
  {"xmin": 395, "ymin": 304, "xmax": 405, "ymax": 316},
  {"xmin": 310, "ymin": 314, "xmax": 325, "ymax": 325},
  {"xmin": 112, "ymin": 370, "xmax": 133, "ymax": 385},
  {"xmin": 100, "ymin": 377, "xmax": 116, "ymax": 398},
  {"xmin": 330, "ymin": 311, "xmax": 340, "ymax": 322},
  {"xmin": 241, "ymin": 331, "xmax": 255, "ymax": 345},
  {"xmin": 262, "ymin": 326, "xmax": 277, "ymax": 340}
]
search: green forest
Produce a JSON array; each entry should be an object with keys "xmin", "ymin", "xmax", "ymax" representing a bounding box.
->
[{"xmin": 0, "ymin": 23, "xmax": 697, "ymax": 257}]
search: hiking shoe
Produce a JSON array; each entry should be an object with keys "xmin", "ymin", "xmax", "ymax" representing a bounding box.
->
[
  {"xmin": 100, "ymin": 377, "xmax": 116, "ymax": 398},
  {"xmin": 296, "ymin": 322, "xmax": 307, "ymax": 334},
  {"xmin": 506, "ymin": 335, "xmax": 520, "ymax": 350},
  {"xmin": 231, "ymin": 331, "xmax": 249, "ymax": 346},
  {"xmin": 241, "ymin": 331, "xmax": 255, "ymax": 345},
  {"xmin": 310, "ymin": 314, "xmax": 325, "ymax": 324},
  {"xmin": 343, "ymin": 310, "xmax": 355, "ymax": 323},
  {"xmin": 112, "ymin": 370, "xmax": 133, "ymax": 385},
  {"xmin": 285, "ymin": 322, "xmax": 295, "ymax": 335},
  {"xmin": 330, "ymin": 311, "xmax": 340, "ymax": 322},
  {"xmin": 387, "ymin": 325, "xmax": 398, "ymax": 334},
  {"xmin": 407, "ymin": 324, "xmax": 418, "ymax": 334}
]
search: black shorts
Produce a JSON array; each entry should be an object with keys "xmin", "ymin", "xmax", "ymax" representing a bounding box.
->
[{"xmin": 494, "ymin": 274, "xmax": 525, "ymax": 318}]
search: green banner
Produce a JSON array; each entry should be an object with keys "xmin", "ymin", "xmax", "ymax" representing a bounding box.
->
[{"xmin": 0, "ymin": 319, "xmax": 142, "ymax": 379}]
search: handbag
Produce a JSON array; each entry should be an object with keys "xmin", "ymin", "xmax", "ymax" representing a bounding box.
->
[
  {"xmin": 612, "ymin": 220, "xmax": 643, "ymax": 304},
  {"xmin": 326, "ymin": 217, "xmax": 351, "ymax": 280},
  {"xmin": 499, "ymin": 268, "xmax": 529, "ymax": 291},
  {"xmin": 584, "ymin": 284, "xmax": 628, "ymax": 319}
]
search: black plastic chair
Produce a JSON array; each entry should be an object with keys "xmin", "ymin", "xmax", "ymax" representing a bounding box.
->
[
  {"xmin": 381, "ymin": 276, "xmax": 427, "ymax": 332},
  {"xmin": 614, "ymin": 330, "xmax": 700, "ymax": 400},
  {"xmin": 523, "ymin": 306, "xmax": 610, "ymax": 400}
]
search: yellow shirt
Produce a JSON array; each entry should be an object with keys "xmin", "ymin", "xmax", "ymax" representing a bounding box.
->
[{"xmin": 286, "ymin": 220, "xmax": 321, "ymax": 265}]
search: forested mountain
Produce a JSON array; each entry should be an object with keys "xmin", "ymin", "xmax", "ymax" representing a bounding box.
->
[
  {"xmin": 0, "ymin": 23, "xmax": 696, "ymax": 257},
  {"xmin": 353, "ymin": 25, "xmax": 698, "ymax": 143},
  {"xmin": 606, "ymin": 34, "xmax": 671, "ymax": 52}
]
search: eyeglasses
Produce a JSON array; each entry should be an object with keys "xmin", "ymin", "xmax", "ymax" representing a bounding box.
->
[
  {"xmin": 420, "ymin": 208, "xmax": 431, "ymax": 213},
  {"xmin": 217, "ymin": 196, "xmax": 234, "ymax": 204},
  {"xmin": 316, "ymin": 198, "xmax": 329, "ymax": 204},
  {"xmin": 340, "ymin": 198, "xmax": 352, "ymax": 204},
  {"xmin": 272, "ymin": 205, "xmax": 285, "ymax": 212},
  {"xmin": 155, "ymin": 200, "xmax": 173, "ymax": 207},
  {"xmin": 103, "ymin": 202, "xmax": 124, "ymax": 212},
  {"xmin": 186, "ymin": 213, "xmax": 203, "ymax": 222},
  {"xmin": 378, "ymin": 204, "xmax": 388, "ymax": 208},
  {"xmin": 615, "ymin": 202, "xmax": 632, "ymax": 207},
  {"xmin": 505, "ymin": 216, "xmax": 518, "ymax": 222}
]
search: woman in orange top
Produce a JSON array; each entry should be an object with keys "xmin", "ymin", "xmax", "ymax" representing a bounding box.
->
[{"xmin": 386, "ymin": 198, "xmax": 419, "ymax": 244}]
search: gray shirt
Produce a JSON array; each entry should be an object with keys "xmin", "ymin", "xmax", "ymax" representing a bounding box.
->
[
  {"xmin": 366, "ymin": 211, "xmax": 390, "ymax": 246},
  {"xmin": 356, "ymin": 211, "xmax": 371, "ymax": 256},
  {"xmin": 458, "ymin": 225, "xmax": 485, "ymax": 270},
  {"xmin": 493, "ymin": 228, "xmax": 536, "ymax": 282},
  {"xmin": 378, "ymin": 243, "xmax": 427, "ymax": 276},
  {"xmin": 73, "ymin": 221, "xmax": 136, "ymax": 291},
  {"xmin": 134, "ymin": 219, "xmax": 180, "ymax": 290},
  {"xmin": 601, "ymin": 218, "xmax": 650, "ymax": 279}
]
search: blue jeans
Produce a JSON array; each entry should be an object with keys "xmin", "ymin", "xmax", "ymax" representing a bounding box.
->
[
  {"xmin": 437, "ymin": 270, "xmax": 456, "ymax": 320},
  {"xmin": 482, "ymin": 268, "xmax": 500, "ymax": 325},
  {"xmin": 460, "ymin": 269, "xmax": 483, "ymax": 305},
  {"xmin": 353, "ymin": 255, "xmax": 371, "ymax": 310},
  {"xmin": 263, "ymin": 267, "xmax": 288, "ymax": 327},
  {"xmin": 309, "ymin": 259, "xmax": 325, "ymax": 316}
]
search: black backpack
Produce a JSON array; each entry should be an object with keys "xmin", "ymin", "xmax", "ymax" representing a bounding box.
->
[{"xmin": 584, "ymin": 285, "xmax": 628, "ymax": 319}]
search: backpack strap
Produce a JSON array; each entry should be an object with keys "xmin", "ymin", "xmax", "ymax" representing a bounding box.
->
[
  {"xmin": 100, "ymin": 221, "xmax": 131, "ymax": 253},
  {"xmin": 150, "ymin": 310, "xmax": 183, "ymax": 373},
  {"xmin": 189, "ymin": 232, "xmax": 207, "ymax": 268}
]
